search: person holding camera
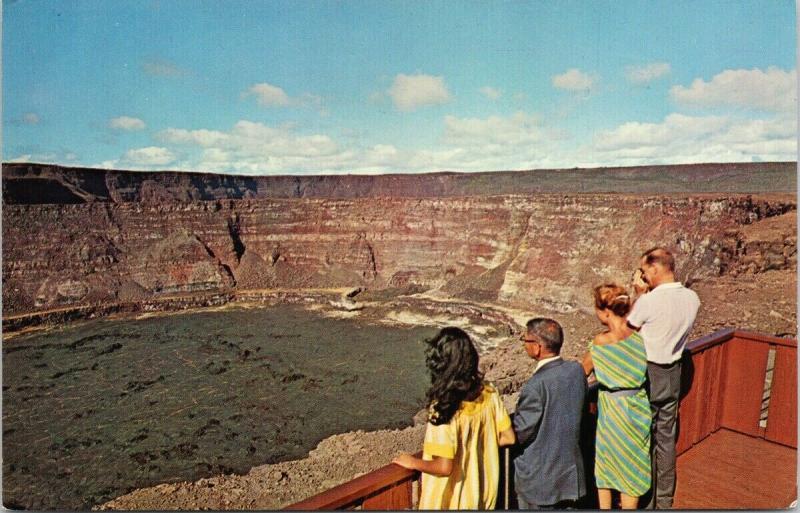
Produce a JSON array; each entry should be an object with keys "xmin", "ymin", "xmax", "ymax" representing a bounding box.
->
[{"xmin": 628, "ymin": 247, "xmax": 701, "ymax": 509}]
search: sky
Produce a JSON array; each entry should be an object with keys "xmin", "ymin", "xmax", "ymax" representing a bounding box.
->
[{"xmin": 3, "ymin": 0, "xmax": 797, "ymax": 175}]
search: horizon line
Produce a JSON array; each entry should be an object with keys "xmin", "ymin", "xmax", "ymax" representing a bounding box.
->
[{"xmin": 3, "ymin": 160, "xmax": 796, "ymax": 179}]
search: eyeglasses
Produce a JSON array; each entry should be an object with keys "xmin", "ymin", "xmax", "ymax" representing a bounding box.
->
[{"xmin": 519, "ymin": 334, "xmax": 541, "ymax": 345}]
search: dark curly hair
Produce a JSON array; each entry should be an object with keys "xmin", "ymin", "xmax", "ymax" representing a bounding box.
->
[{"xmin": 424, "ymin": 327, "xmax": 483, "ymax": 425}]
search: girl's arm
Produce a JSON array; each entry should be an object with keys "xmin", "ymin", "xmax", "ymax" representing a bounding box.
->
[
  {"xmin": 498, "ymin": 427, "xmax": 516, "ymax": 446},
  {"xmin": 392, "ymin": 453, "xmax": 453, "ymax": 477},
  {"xmin": 581, "ymin": 350, "xmax": 594, "ymax": 376}
]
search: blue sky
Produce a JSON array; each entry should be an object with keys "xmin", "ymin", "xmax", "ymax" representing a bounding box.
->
[{"xmin": 3, "ymin": 0, "xmax": 797, "ymax": 174}]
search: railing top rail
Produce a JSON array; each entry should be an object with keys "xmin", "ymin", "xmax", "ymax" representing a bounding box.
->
[
  {"xmin": 686, "ymin": 327, "xmax": 736, "ymax": 353},
  {"xmin": 284, "ymin": 454, "xmax": 420, "ymax": 510},
  {"xmin": 733, "ymin": 329, "xmax": 797, "ymax": 348},
  {"xmin": 686, "ymin": 328, "xmax": 797, "ymax": 352}
]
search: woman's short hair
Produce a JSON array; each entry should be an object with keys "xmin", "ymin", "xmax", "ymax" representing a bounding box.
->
[
  {"xmin": 593, "ymin": 283, "xmax": 632, "ymax": 318},
  {"xmin": 424, "ymin": 327, "xmax": 483, "ymax": 425}
]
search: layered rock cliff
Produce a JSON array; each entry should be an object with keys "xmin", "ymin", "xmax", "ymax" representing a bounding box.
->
[{"xmin": 3, "ymin": 161, "xmax": 796, "ymax": 317}]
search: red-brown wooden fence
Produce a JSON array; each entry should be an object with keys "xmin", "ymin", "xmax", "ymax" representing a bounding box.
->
[{"xmin": 677, "ymin": 329, "xmax": 797, "ymax": 454}]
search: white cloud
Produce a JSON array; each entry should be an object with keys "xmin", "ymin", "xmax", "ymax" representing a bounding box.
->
[
  {"xmin": 122, "ymin": 146, "xmax": 176, "ymax": 166},
  {"xmin": 593, "ymin": 113, "xmax": 729, "ymax": 151},
  {"xmin": 245, "ymin": 83, "xmax": 291, "ymax": 107},
  {"xmin": 552, "ymin": 68, "xmax": 597, "ymax": 92},
  {"xmin": 109, "ymin": 116, "xmax": 146, "ymax": 131},
  {"xmin": 224, "ymin": 120, "xmax": 338, "ymax": 157},
  {"xmin": 152, "ymin": 119, "xmax": 476, "ymax": 174},
  {"xmin": 242, "ymin": 83, "xmax": 326, "ymax": 114},
  {"xmin": 625, "ymin": 62, "xmax": 671, "ymax": 84},
  {"xmin": 408, "ymin": 111, "xmax": 570, "ymax": 172},
  {"xmin": 97, "ymin": 159, "xmax": 120, "ymax": 169},
  {"xmin": 104, "ymin": 103, "xmax": 795, "ymax": 175},
  {"xmin": 479, "ymin": 86, "xmax": 502, "ymax": 100},
  {"xmin": 23, "ymin": 113, "xmax": 40, "ymax": 125},
  {"xmin": 158, "ymin": 127, "xmax": 228, "ymax": 147},
  {"xmin": 157, "ymin": 120, "xmax": 350, "ymax": 174},
  {"xmin": 8, "ymin": 151, "xmax": 79, "ymax": 164},
  {"xmin": 388, "ymin": 73, "xmax": 451, "ymax": 111},
  {"xmin": 444, "ymin": 111, "xmax": 544, "ymax": 146},
  {"xmin": 586, "ymin": 112, "xmax": 796, "ymax": 165},
  {"xmin": 670, "ymin": 67, "xmax": 797, "ymax": 112}
]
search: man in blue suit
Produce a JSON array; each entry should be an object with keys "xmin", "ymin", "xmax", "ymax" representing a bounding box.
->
[{"xmin": 513, "ymin": 318, "xmax": 587, "ymax": 509}]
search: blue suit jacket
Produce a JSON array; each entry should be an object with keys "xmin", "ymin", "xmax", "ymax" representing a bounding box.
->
[{"xmin": 512, "ymin": 358, "xmax": 587, "ymax": 506}]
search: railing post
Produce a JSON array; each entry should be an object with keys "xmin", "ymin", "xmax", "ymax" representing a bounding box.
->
[{"xmin": 503, "ymin": 446, "xmax": 510, "ymax": 510}]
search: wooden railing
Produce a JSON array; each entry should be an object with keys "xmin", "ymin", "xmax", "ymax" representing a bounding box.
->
[
  {"xmin": 285, "ymin": 329, "xmax": 797, "ymax": 510},
  {"xmin": 676, "ymin": 329, "xmax": 797, "ymax": 454},
  {"xmin": 284, "ymin": 452, "xmax": 421, "ymax": 510}
]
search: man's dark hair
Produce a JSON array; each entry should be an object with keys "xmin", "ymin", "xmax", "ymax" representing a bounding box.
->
[
  {"xmin": 525, "ymin": 318, "xmax": 564, "ymax": 355},
  {"xmin": 641, "ymin": 246, "xmax": 675, "ymax": 272}
]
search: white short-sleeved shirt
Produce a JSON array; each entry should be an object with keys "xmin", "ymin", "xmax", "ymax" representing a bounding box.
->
[{"xmin": 627, "ymin": 282, "xmax": 701, "ymax": 364}]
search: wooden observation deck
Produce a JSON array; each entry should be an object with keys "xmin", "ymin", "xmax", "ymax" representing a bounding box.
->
[{"xmin": 286, "ymin": 329, "xmax": 797, "ymax": 510}]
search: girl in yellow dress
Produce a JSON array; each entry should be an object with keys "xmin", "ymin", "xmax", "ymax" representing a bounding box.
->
[{"xmin": 393, "ymin": 327, "xmax": 516, "ymax": 509}]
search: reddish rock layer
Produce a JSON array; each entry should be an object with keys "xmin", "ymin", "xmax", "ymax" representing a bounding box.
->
[{"xmin": 3, "ymin": 193, "xmax": 795, "ymax": 316}]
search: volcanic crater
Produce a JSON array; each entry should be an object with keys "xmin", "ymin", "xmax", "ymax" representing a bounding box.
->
[{"xmin": 2, "ymin": 162, "xmax": 796, "ymax": 510}]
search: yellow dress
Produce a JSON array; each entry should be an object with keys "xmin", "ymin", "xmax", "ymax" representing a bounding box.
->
[{"xmin": 418, "ymin": 383, "xmax": 512, "ymax": 510}]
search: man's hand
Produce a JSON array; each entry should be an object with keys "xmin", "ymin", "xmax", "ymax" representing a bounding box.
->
[{"xmin": 632, "ymin": 268, "xmax": 649, "ymax": 294}]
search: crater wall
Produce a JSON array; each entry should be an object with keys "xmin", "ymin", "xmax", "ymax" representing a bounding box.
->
[{"xmin": 3, "ymin": 167, "xmax": 795, "ymax": 316}]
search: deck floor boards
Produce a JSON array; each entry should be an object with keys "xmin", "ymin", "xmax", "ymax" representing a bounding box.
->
[{"xmin": 674, "ymin": 428, "xmax": 796, "ymax": 509}]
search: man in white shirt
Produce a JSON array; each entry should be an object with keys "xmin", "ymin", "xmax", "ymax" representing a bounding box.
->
[{"xmin": 627, "ymin": 247, "xmax": 700, "ymax": 509}]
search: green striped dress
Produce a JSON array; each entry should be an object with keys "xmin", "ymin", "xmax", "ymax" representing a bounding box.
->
[{"xmin": 590, "ymin": 332, "xmax": 652, "ymax": 497}]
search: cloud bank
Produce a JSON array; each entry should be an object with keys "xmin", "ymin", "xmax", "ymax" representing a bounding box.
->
[
  {"xmin": 552, "ymin": 68, "xmax": 596, "ymax": 92},
  {"xmin": 122, "ymin": 146, "xmax": 176, "ymax": 166},
  {"xmin": 244, "ymin": 83, "xmax": 291, "ymax": 107},
  {"xmin": 84, "ymin": 66, "xmax": 796, "ymax": 173},
  {"xmin": 388, "ymin": 73, "xmax": 451, "ymax": 111},
  {"xmin": 670, "ymin": 67, "xmax": 796, "ymax": 112},
  {"xmin": 109, "ymin": 116, "xmax": 146, "ymax": 131}
]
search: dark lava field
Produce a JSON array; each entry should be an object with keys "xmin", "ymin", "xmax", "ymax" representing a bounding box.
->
[{"xmin": 2, "ymin": 305, "xmax": 435, "ymax": 510}]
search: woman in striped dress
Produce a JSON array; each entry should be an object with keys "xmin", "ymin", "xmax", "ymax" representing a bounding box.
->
[{"xmin": 582, "ymin": 283, "xmax": 651, "ymax": 509}]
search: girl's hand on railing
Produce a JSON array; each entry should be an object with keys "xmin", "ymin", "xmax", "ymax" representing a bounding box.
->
[
  {"xmin": 392, "ymin": 453, "xmax": 417, "ymax": 469},
  {"xmin": 393, "ymin": 453, "xmax": 454, "ymax": 477}
]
